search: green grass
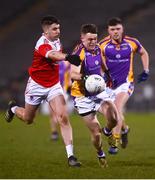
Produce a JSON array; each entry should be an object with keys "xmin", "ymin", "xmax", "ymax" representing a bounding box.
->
[{"xmin": 0, "ymin": 112, "xmax": 155, "ymax": 178}]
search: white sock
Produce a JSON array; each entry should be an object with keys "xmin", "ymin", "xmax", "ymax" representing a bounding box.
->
[
  {"xmin": 66, "ymin": 144, "xmax": 73, "ymax": 158},
  {"xmin": 11, "ymin": 106, "xmax": 18, "ymax": 114}
]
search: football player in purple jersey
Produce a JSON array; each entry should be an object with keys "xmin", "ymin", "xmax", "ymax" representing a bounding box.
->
[
  {"xmin": 100, "ymin": 17, "xmax": 149, "ymax": 154},
  {"xmin": 70, "ymin": 24, "xmax": 119, "ymax": 167}
]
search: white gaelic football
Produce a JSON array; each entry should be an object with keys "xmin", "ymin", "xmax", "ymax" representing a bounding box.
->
[{"xmin": 85, "ymin": 74, "xmax": 106, "ymax": 94}]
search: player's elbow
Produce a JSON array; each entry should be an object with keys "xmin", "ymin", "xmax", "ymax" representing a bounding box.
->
[{"xmin": 140, "ymin": 47, "xmax": 149, "ymax": 58}]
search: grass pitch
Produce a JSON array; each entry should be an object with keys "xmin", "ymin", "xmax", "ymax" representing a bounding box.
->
[{"xmin": 0, "ymin": 112, "xmax": 155, "ymax": 179}]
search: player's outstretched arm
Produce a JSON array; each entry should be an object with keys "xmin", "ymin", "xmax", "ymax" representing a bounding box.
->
[
  {"xmin": 47, "ymin": 50, "xmax": 66, "ymax": 61},
  {"xmin": 47, "ymin": 51, "xmax": 81, "ymax": 66},
  {"xmin": 137, "ymin": 47, "xmax": 150, "ymax": 83}
]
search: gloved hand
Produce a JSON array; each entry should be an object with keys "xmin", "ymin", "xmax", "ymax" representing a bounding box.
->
[
  {"xmin": 82, "ymin": 75, "xmax": 89, "ymax": 91},
  {"xmin": 65, "ymin": 54, "xmax": 81, "ymax": 66},
  {"xmin": 137, "ymin": 70, "xmax": 149, "ymax": 83},
  {"xmin": 82, "ymin": 75, "xmax": 89, "ymax": 82}
]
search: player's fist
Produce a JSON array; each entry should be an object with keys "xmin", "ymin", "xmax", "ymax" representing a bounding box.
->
[
  {"xmin": 82, "ymin": 75, "xmax": 89, "ymax": 82},
  {"xmin": 137, "ymin": 70, "xmax": 149, "ymax": 83},
  {"xmin": 65, "ymin": 54, "xmax": 81, "ymax": 66}
]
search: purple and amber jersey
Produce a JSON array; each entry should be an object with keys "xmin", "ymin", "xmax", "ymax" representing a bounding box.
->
[
  {"xmin": 99, "ymin": 35, "xmax": 142, "ymax": 88},
  {"xmin": 59, "ymin": 61, "xmax": 71, "ymax": 91},
  {"xmin": 59, "ymin": 61, "xmax": 66, "ymax": 87},
  {"xmin": 71, "ymin": 43, "xmax": 104, "ymax": 97}
]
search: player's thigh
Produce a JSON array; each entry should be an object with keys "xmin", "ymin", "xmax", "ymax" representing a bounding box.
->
[
  {"xmin": 98, "ymin": 100, "xmax": 116, "ymax": 114},
  {"xmin": 82, "ymin": 113, "xmax": 101, "ymax": 133},
  {"xmin": 24, "ymin": 103, "xmax": 38, "ymax": 121},
  {"xmin": 49, "ymin": 95, "xmax": 67, "ymax": 116},
  {"xmin": 114, "ymin": 92, "xmax": 129, "ymax": 112}
]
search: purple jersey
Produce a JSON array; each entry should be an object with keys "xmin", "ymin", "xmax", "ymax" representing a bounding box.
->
[
  {"xmin": 80, "ymin": 45, "xmax": 103, "ymax": 76},
  {"xmin": 59, "ymin": 61, "xmax": 66, "ymax": 87},
  {"xmin": 100, "ymin": 35, "xmax": 142, "ymax": 88},
  {"xmin": 59, "ymin": 61, "xmax": 71, "ymax": 90},
  {"xmin": 71, "ymin": 43, "xmax": 104, "ymax": 97}
]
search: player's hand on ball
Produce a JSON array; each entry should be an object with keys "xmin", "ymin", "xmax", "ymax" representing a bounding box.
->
[{"xmin": 82, "ymin": 75, "xmax": 89, "ymax": 82}]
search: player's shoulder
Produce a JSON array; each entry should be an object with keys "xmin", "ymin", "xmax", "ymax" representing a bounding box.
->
[
  {"xmin": 35, "ymin": 35, "xmax": 61, "ymax": 51},
  {"xmin": 124, "ymin": 35, "xmax": 142, "ymax": 51},
  {"xmin": 124, "ymin": 35, "xmax": 140, "ymax": 43},
  {"xmin": 35, "ymin": 35, "xmax": 50, "ymax": 50},
  {"xmin": 99, "ymin": 36, "xmax": 111, "ymax": 51},
  {"xmin": 99, "ymin": 35, "xmax": 111, "ymax": 45},
  {"xmin": 72, "ymin": 42, "xmax": 84, "ymax": 55}
]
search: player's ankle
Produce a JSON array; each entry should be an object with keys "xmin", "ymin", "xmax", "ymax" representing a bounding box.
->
[
  {"xmin": 113, "ymin": 134, "xmax": 120, "ymax": 139},
  {"xmin": 103, "ymin": 127, "xmax": 112, "ymax": 136},
  {"xmin": 97, "ymin": 150, "xmax": 105, "ymax": 158},
  {"xmin": 11, "ymin": 106, "xmax": 18, "ymax": 114}
]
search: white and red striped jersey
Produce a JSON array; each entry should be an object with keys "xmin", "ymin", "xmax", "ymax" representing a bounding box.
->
[{"xmin": 29, "ymin": 35, "xmax": 62, "ymax": 87}]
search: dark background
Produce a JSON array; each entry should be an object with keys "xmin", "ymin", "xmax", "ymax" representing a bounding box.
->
[{"xmin": 0, "ymin": 0, "xmax": 155, "ymax": 111}]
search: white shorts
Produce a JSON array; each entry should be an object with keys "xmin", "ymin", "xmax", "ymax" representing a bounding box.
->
[
  {"xmin": 74, "ymin": 88, "xmax": 113, "ymax": 115},
  {"xmin": 106, "ymin": 82, "xmax": 134, "ymax": 101},
  {"xmin": 25, "ymin": 77, "xmax": 64, "ymax": 105}
]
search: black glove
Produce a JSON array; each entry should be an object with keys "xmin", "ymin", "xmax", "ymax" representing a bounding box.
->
[
  {"xmin": 82, "ymin": 75, "xmax": 89, "ymax": 82},
  {"xmin": 65, "ymin": 54, "xmax": 81, "ymax": 66},
  {"xmin": 81, "ymin": 75, "xmax": 89, "ymax": 92},
  {"xmin": 137, "ymin": 70, "xmax": 149, "ymax": 83}
]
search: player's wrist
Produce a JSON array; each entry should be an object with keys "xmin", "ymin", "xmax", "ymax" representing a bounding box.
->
[{"xmin": 65, "ymin": 54, "xmax": 81, "ymax": 66}]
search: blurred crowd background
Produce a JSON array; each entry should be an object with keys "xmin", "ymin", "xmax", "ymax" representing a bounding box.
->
[{"xmin": 0, "ymin": 0, "xmax": 155, "ymax": 111}]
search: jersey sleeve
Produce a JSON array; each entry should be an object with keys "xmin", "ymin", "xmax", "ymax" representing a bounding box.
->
[
  {"xmin": 72, "ymin": 44, "xmax": 82, "ymax": 55},
  {"xmin": 99, "ymin": 37, "xmax": 110, "ymax": 56},
  {"xmin": 72, "ymin": 43, "xmax": 85, "ymax": 61},
  {"xmin": 125, "ymin": 36, "xmax": 143, "ymax": 53},
  {"xmin": 38, "ymin": 44, "xmax": 52, "ymax": 57},
  {"xmin": 133, "ymin": 38, "xmax": 142, "ymax": 53},
  {"xmin": 99, "ymin": 43, "xmax": 105, "ymax": 56}
]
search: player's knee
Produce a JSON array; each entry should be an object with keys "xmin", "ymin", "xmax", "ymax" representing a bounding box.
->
[
  {"xmin": 57, "ymin": 112, "xmax": 70, "ymax": 126},
  {"xmin": 91, "ymin": 125, "xmax": 101, "ymax": 137}
]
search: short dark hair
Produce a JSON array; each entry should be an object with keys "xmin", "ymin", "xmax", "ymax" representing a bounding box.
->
[
  {"xmin": 107, "ymin": 17, "xmax": 122, "ymax": 27},
  {"xmin": 41, "ymin": 15, "xmax": 60, "ymax": 26},
  {"xmin": 81, "ymin": 24, "xmax": 98, "ymax": 34}
]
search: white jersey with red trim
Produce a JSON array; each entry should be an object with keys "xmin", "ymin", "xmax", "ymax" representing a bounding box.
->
[{"xmin": 29, "ymin": 35, "xmax": 62, "ymax": 87}]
